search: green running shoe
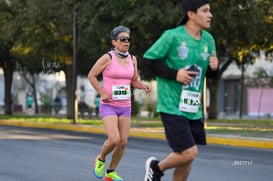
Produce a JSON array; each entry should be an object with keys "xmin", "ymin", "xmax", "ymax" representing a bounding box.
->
[
  {"xmin": 93, "ymin": 157, "xmax": 105, "ymax": 179},
  {"xmin": 104, "ymin": 171, "xmax": 123, "ymax": 181}
]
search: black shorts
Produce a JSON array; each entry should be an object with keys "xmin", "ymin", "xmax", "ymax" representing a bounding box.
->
[{"xmin": 160, "ymin": 112, "xmax": 206, "ymax": 153}]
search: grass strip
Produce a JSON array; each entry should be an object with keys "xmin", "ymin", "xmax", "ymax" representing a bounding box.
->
[{"xmin": 1, "ymin": 115, "xmax": 273, "ymax": 138}]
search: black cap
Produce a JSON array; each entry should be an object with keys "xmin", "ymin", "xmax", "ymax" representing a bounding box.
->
[{"xmin": 176, "ymin": 0, "xmax": 210, "ymax": 26}]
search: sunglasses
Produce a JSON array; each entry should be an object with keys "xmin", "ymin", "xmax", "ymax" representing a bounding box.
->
[{"xmin": 117, "ymin": 36, "xmax": 132, "ymax": 43}]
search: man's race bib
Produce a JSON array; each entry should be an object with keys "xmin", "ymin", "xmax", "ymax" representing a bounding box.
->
[
  {"xmin": 112, "ymin": 85, "xmax": 131, "ymax": 100},
  {"xmin": 179, "ymin": 90, "xmax": 201, "ymax": 113}
]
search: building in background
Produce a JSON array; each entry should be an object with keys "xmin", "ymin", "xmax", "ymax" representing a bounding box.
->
[
  {"xmin": 218, "ymin": 51, "xmax": 273, "ymax": 118},
  {"xmin": 0, "ymin": 50, "xmax": 272, "ymax": 118}
]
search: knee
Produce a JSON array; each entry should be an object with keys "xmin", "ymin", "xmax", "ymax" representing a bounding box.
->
[
  {"xmin": 108, "ymin": 137, "xmax": 128, "ymax": 148},
  {"xmin": 118, "ymin": 138, "xmax": 128, "ymax": 148},
  {"xmin": 183, "ymin": 146, "xmax": 198, "ymax": 163},
  {"xmin": 108, "ymin": 136, "xmax": 120, "ymax": 147}
]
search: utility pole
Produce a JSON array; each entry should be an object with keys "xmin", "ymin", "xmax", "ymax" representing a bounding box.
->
[
  {"xmin": 239, "ymin": 63, "xmax": 245, "ymax": 119},
  {"xmin": 72, "ymin": 3, "xmax": 78, "ymax": 124},
  {"xmin": 203, "ymin": 78, "xmax": 207, "ymax": 127}
]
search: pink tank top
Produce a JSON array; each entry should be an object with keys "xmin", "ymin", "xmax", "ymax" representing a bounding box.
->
[{"xmin": 101, "ymin": 51, "xmax": 134, "ymax": 107}]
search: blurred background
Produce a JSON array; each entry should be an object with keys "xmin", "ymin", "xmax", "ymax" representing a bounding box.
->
[{"xmin": 0, "ymin": 0, "xmax": 272, "ymax": 122}]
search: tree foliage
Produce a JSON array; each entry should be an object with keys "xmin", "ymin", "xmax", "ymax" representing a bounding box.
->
[
  {"xmin": 77, "ymin": 0, "xmax": 181, "ymax": 76},
  {"xmin": 211, "ymin": 0, "xmax": 273, "ymax": 64},
  {"xmin": 207, "ymin": 0, "xmax": 273, "ymax": 118}
]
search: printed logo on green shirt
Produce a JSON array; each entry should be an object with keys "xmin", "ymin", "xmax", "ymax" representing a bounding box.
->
[
  {"xmin": 178, "ymin": 42, "xmax": 189, "ymax": 60},
  {"xmin": 201, "ymin": 45, "xmax": 210, "ymax": 61}
]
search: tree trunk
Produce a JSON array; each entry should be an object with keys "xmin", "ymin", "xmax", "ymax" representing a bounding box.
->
[
  {"xmin": 207, "ymin": 79, "xmax": 219, "ymax": 119},
  {"xmin": 65, "ymin": 63, "xmax": 74, "ymax": 120},
  {"xmin": 206, "ymin": 56, "xmax": 233, "ymax": 119},
  {"xmin": 239, "ymin": 64, "xmax": 245, "ymax": 119},
  {"xmin": 257, "ymin": 87, "xmax": 263, "ymax": 119},
  {"xmin": 3, "ymin": 59, "xmax": 14, "ymax": 115},
  {"xmin": 31, "ymin": 75, "xmax": 39, "ymax": 114}
]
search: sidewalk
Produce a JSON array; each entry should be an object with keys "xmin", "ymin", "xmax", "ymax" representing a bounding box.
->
[{"xmin": 0, "ymin": 120, "xmax": 273, "ymax": 149}]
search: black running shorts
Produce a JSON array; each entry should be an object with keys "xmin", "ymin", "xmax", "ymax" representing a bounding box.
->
[{"xmin": 160, "ymin": 112, "xmax": 206, "ymax": 152}]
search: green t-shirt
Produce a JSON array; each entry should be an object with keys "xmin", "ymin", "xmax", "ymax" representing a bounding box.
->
[{"xmin": 144, "ymin": 26, "xmax": 216, "ymax": 120}]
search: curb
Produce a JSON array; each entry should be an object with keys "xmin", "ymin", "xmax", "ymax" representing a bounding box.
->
[{"xmin": 1, "ymin": 120, "xmax": 273, "ymax": 149}]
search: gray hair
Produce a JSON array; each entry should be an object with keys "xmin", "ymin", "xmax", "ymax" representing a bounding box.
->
[{"xmin": 111, "ymin": 26, "xmax": 131, "ymax": 40}]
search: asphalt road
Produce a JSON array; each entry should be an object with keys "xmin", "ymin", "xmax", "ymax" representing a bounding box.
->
[{"xmin": 0, "ymin": 125, "xmax": 272, "ymax": 181}]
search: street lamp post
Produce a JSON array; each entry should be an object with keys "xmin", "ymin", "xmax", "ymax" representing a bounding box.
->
[{"xmin": 72, "ymin": 3, "xmax": 78, "ymax": 124}]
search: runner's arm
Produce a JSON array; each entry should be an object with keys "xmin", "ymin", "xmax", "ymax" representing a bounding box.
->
[{"xmin": 144, "ymin": 58, "xmax": 177, "ymax": 80}]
